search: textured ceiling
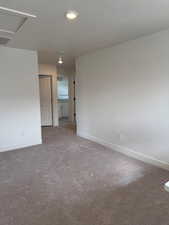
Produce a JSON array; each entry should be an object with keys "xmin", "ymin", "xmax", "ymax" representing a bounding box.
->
[{"xmin": 0, "ymin": 0, "xmax": 169, "ymax": 67}]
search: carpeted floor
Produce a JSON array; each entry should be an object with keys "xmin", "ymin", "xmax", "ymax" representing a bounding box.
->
[{"xmin": 0, "ymin": 127, "xmax": 169, "ymax": 225}]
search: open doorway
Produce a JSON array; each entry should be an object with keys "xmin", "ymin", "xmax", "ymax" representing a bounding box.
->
[
  {"xmin": 39, "ymin": 75, "xmax": 53, "ymax": 127},
  {"xmin": 57, "ymin": 73, "xmax": 76, "ymax": 129}
]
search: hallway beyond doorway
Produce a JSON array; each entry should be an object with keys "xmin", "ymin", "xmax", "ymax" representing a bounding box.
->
[{"xmin": 59, "ymin": 117, "xmax": 76, "ymax": 130}]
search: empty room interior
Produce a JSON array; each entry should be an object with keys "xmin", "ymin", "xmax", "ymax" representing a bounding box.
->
[{"xmin": 1, "ymin": 0, "xmax": 169, "ymax": 224}]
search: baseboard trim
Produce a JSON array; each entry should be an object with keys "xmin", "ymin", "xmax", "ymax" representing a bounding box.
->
[
  {"xmin": 0, "ymin": 141, "xmax": 42, "ymax": 153},
  {"xmin": 78, "ymin": 131, "xmax": 169, "ymax": 171}
]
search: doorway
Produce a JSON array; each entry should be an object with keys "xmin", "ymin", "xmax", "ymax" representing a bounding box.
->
[
  {"xmin": 57, "ymin": 74, "xmax": 76, "ymax": 129},
  {"xmin": 57, "ymin": 74, "xmax": 70, "ymax": 127},
  {"xmin": 39, "ymin": 75, "xmax": 53, "ymax": 126}
]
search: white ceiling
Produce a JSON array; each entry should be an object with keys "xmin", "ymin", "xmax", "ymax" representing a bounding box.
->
[{"xmin": 1, "ymin": 0, "xmax": 169, "ymax": 67}]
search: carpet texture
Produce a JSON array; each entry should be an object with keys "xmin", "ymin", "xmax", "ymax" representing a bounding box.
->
[{"xmin": 0, "ymin": 127, "xmax": 169, "ymax": 225}]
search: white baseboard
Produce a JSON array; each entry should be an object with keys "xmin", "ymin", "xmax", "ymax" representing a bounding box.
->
[
  {"xmin": 0, "ymin": 140, "xmax": 42, "ymax": 153},
  {"xmin": 78, "ymin": 131, "xmax": 169, "ymax": 171}
]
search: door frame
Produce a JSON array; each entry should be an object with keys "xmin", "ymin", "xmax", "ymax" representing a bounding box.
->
[{"xmin": 39, "ymin": 74, "xmax": 54, "ymax": 127}]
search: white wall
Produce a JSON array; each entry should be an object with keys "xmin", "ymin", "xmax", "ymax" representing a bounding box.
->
[
  {"xmin": 0, "ymin": 47, "xmax": 42, "ymax": 152},
  {"xmin": 76, "ymin": 29, "xmax": 169, "ymax": 169},
  {"xmin": 39, "ymin": 64, "xmax": 58, "ymax": 126}
]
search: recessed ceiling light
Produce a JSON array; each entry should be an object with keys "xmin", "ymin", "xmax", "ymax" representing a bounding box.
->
[
  {"xmin": 164, "ymin": 181, "xmax": 169, "ymax": 192},
  {"xmin": 66, "ymin": 10, "xmax": 79, "ymax": 20},
  {"xmin": 58, "ymin": 57, "xmax": 63, "ymax": 64}
]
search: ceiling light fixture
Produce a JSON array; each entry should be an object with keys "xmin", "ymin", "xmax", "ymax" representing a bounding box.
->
[
  {"xmin": 164, "ymin": 181, "xmax": 169, "ymax": 192},
  {"xmin": 66, "ymin": 10, "xmax": 79, "ymax": 20},
  {"xmin": 58, "ymin": 56, "xmax": 63, "ymax": 64}
]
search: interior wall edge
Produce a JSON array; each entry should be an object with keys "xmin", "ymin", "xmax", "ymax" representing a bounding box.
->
[
  {"xmin": 0, "ymin": 140, "xmax": 42, "ymax": 153},
  {"xmin": 77, "ymin": 131, "xmax": 169, "ymax": 172}
]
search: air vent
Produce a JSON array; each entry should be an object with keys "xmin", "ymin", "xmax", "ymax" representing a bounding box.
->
[
  {"xmin": 0, "ymin": 6, "xmax": 36, "ymax": 41},
  {"xmin": 0, "ymin": 37, "xmax": 11, "ymax": 45}
]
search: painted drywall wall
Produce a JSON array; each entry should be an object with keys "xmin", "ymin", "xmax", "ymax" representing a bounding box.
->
[
  {"xmin": 39, "ymin": 64, "xmax": 58, "ymax": 126},
  {"xmin": 76, "ymin": 29, "xmax": 169, "ymax": 168},
  {"xmin": 0, "ymin": 46, "xmax": 42, "ymax": 152}
]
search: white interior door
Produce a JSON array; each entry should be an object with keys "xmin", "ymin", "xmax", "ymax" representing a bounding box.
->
[{"xmin": 39, "ymin": 76, "xmax": 52, "ymax": 126}]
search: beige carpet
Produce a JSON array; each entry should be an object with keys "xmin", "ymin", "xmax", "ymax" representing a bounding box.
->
[{"xmin": 0, "ymin": 127, "xmax": 169, "ymax": 225}]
